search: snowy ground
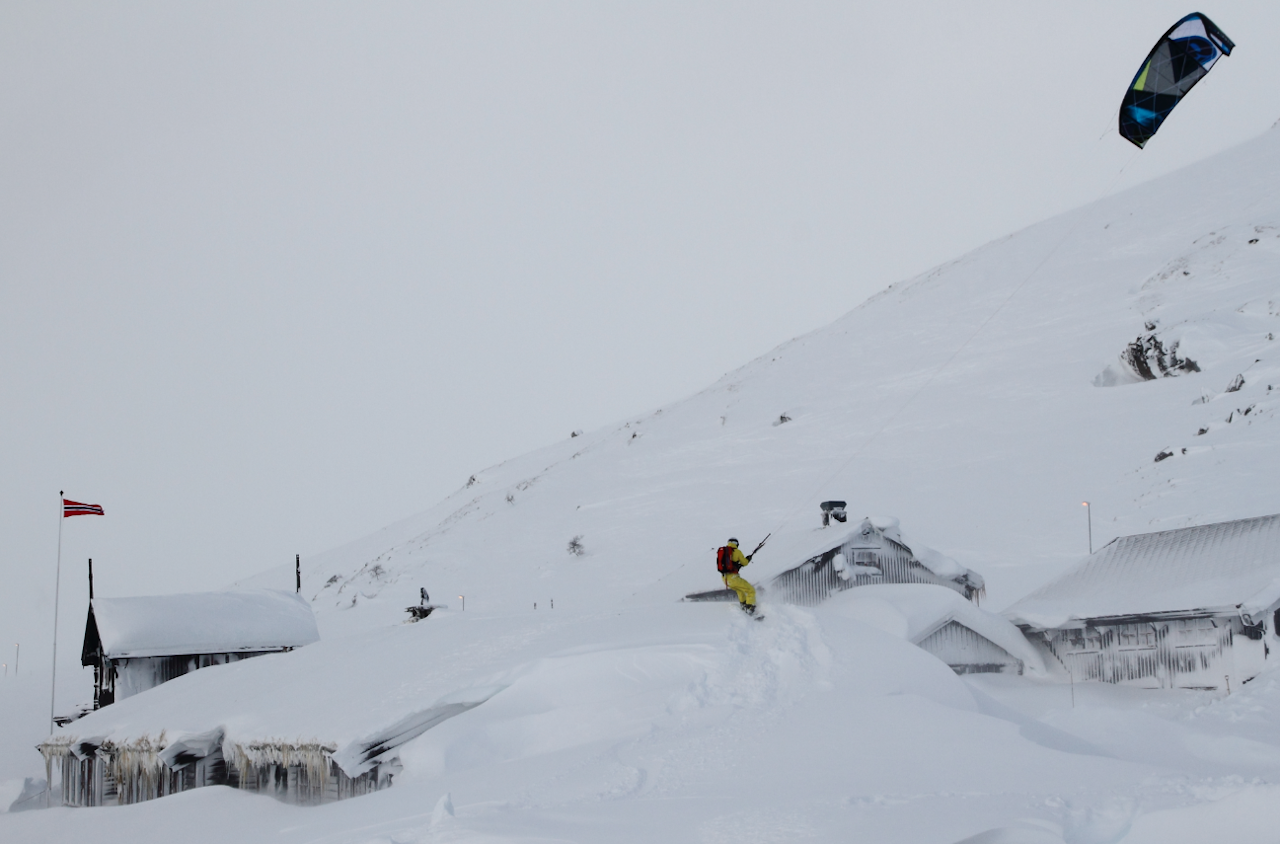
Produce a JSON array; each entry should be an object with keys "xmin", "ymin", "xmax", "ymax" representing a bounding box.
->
[
  {"xmin": 12, "ymin": 596, "xmax": 1280, "ymax": 840},
  {"xmin": 8, "ymin": 127, "xmax": 1280, "ymax": 841},
  {"xmin": 8, "ymin": 597, "xmax": 1280, "ymax": 842}
]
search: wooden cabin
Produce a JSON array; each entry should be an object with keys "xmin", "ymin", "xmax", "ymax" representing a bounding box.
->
[
  {"xmin": 768, "ymin": 517, "xmax": 986, "ymax": 606},
  {"xmin": 844, "ymin": 584, "xmax": 1043, "ymax": 676},
  {"xmin": 1005, "ymin": 514, "xmax": 1280, "ymax": 691},
  {"xmin": 81, "ymin": 590, "xmax": 320, "ymax": 709},
  {"xmin": 41, "ymin": 730, "xmax": 384, "ymax": 808},
  {"xmin": 687, "ymin": 517, "xmax": 985, "ymax": 607},
  {"xmin": 39, "ymin": 696, "xmax": 493, "ymax": 807}
]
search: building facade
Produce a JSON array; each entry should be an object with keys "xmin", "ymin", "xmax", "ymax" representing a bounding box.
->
[
  {"xmin": 81, "ymin": 590, "xmax": 320, "ymax": 709},
  {"xmin": 1006, "ymin": 514, "xmax": 1280, "ymax": 691}
]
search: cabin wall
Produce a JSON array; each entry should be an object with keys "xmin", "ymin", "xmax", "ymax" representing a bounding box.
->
[
  {"xmin": 917, "ymin": 621, "xmax": 1022, "ymax": 675},
  {"xmin": 111, "ymin": 652, "xmax": 269, "ymax": 701},
  {"xmin": 1235, "ymin": 624, "xmax": 1269, "ymax": 684},
  {"xmin": 60, "ymin": 754, "xmax": 112, "ymax": 808},
  {"xmin": 767, "ymin": 538, "xmax": 967, "ymax": 606},
  {"xmin": 47, "ymin": 745, "xmax": 386, "ymax": 807},
  {"xmin": 1034, "ymin": 615, "xmax": 1265, "ymax": 690}
]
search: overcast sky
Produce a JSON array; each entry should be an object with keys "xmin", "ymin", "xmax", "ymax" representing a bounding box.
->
[{"xmin": 4, "ymin": 2, "xmax": 1280, "ymax": 693}]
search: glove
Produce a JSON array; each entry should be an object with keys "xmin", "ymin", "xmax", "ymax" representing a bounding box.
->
[{"xmin": 746, "ymin": 554, "xmax": 753, "ymax": 563}]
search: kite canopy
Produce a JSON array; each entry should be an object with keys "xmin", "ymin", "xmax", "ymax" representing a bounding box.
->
[{"xmin": 1119, "ymin": 12, "xmax": 1234, "ymax": 149}]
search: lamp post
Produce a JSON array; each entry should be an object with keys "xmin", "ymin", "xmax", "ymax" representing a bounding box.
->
[{"xmin": 1082, "ymin": 501, "xmax": 1093, "ymax": 554}]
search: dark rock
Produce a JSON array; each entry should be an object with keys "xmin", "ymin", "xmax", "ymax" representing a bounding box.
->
[{"xmin": 1121, "ymin": 333, "xmax": 1200, "ymax": 381}]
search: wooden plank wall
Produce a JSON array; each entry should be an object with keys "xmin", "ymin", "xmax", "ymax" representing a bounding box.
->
[
  {"xmin": 1037, "ymin": 616, "xmax": 1244, "ymax": 690},
  {"xmin": 54, "ymin": 747, "xmax": 385, "ymax": 807}
]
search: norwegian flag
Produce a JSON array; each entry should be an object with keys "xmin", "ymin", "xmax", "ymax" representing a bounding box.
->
[{"xmin": 63, "ymin": 498, "xmax": 104, "ymax": 517}]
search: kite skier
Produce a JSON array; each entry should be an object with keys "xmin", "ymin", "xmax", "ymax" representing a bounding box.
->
[{"xmin": 716, "ymin": 537, "xmax": 763, "ymax": 618}]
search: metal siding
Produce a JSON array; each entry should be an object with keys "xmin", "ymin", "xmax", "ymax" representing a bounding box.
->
[
  {"xmin": 767, "ymin": 537, "xmax": 967, "ymax": 606},
  {"xmin": 1009, "ymin": 513, "xmax": 1280, "ymax": 623},
  {"xmin": 917, "ymin": 621, "xmax": 1022, "ymax": 675},
  {"xmin": 1036, "ymin": 616, "xmax": 1244, "ymax": 689}
]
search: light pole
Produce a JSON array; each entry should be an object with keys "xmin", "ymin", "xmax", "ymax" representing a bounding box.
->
[{"xmin": 1082, "ymin": 501, "xmax": 1093, "ymax": 554}]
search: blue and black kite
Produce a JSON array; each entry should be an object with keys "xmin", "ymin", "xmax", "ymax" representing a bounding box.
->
[{"xmin": 1119, "ymin": 12, "xmax": 1234, "ymax": 149}]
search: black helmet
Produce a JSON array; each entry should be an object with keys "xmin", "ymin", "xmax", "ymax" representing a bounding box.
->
[{"xmin": 728, "ymin": 537, "xmax": 739, "ymax": 545}]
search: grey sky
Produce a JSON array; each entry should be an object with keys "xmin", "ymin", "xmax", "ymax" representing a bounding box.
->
[{"xmin": 3, "ymin": 1, "xmax": 1279, "ymax": 704}]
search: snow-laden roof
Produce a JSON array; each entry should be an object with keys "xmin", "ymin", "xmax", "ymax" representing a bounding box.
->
[
  {"xmin": 1005, "ymin": 514, "xmax": 1280, "ymax": 629},
  {"xmin": 90, "ymin": 589, "xmax": 320, "ymax": 658},
  {"xmin": 747, "ymin": 516, "xmax": 980, "ymax": 587},
  {"xmin": 864, "ymin": 516, "xmax": 904, "ymax": 546},
  {"xmin": 822, "ymin": 584, "xmax": 1045, "ymax": 674}
]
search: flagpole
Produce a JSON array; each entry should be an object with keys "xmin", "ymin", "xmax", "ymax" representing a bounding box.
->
[
  {"xmin": 50, "ymin": 491, "xmax": 63, "ymax": 736},
  {"xmin": 46, "ymin": 491, "xmax": 64, "ymax": 806}
]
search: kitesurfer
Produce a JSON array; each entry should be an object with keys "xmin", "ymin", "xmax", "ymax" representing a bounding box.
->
[{"xmin": 716, "ymin": 538, "xmax": 758, "ymax": 616}]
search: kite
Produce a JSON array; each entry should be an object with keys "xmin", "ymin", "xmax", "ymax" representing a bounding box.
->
[{"xmin": 1119, "ymin": 12, "xmax": 1234, "ymax": 149}]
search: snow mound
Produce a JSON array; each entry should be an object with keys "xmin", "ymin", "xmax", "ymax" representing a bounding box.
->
[{"xmin": 821, "ymin": 584, "xmax": 1045, "ymax": 674}]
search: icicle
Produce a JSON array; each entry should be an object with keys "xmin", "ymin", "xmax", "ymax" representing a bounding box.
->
[
  {"xmin": 106, "ymin": 733, "xmax": 167, "ymax": 804},
  {"xmin": 229, "ymin": 739, "xmax": 338, "ymax": 802}
]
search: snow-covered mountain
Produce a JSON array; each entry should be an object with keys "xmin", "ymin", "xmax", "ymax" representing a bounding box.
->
[
  {"xmin": 281, "ymin": 121, "xmax": 1280, "ymax": 634},
  {"xmin": 10, "ymin": 128, "xmax": 1280, "ymax": 842}
]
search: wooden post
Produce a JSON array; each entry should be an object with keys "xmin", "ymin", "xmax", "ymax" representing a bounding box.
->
[{"xmin": 296, "ymin": 555, "xmax": 301, "ymax": 594}]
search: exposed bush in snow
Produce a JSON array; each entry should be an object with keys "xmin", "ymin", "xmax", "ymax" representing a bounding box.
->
[{"xmin": 567, "ymin": 536, "xmax": 585, "ymax": 556}]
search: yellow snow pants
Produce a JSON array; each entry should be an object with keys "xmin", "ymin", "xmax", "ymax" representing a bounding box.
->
[{"xmin": 723, "ymin": 573, "xmax": 756, "ymax": 607}]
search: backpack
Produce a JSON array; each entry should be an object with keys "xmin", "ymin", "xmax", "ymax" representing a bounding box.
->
[{"xmin": 716, "ymin": 545, "xmax": 739, "ymax": 574}]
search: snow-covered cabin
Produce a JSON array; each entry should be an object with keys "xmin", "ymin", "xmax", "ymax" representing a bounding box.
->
[
  {"xmin": 766, "ymin": 517, "xmax": 986, "ymax": 606},
  {"xmin": 81, "ymin": 589, "xmax": 320, "ymax": 708},
  {"xmin": 44, "ymin": 611, "xmax": 500, "ymax": 808},
  {"xmin": 41, "ymin": 702, "xmax": 489, "ymax": 808},
  {"xmin": 836, "ymin": 585, "xmax": 1044, "ymax": 676},
  {"xmin": 1005, "ymin": 514, "xmax": 1280, "ymax": 691}
]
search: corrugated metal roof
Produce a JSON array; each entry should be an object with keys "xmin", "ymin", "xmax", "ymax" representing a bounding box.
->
[
  {"xmin": 1005, "ymin": 514, "xmax": 1280, "ymax": 628},
  {"xmin": 90, "ymin": 589, "xmax": 320, "ymax": 658}
]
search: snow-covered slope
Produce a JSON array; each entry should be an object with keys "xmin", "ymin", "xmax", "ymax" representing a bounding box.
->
[
  {"xmin": 11, "ymin": 129, "xmax": 1280, "ymax": 842},
  {"xmin": 275, "ymin": 125, "xmax": 1280, "ymax": 635}
]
